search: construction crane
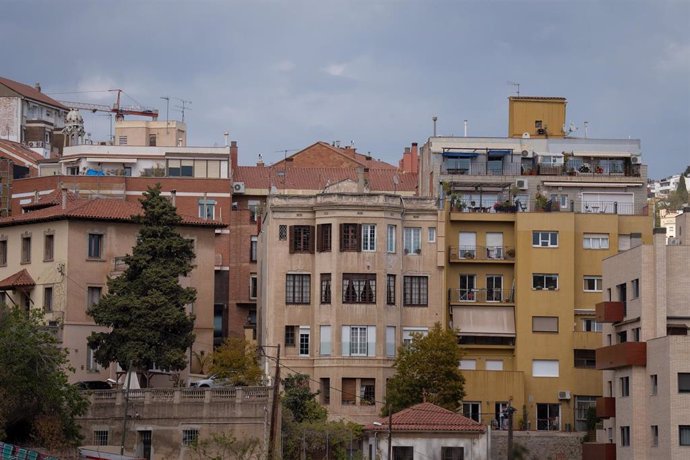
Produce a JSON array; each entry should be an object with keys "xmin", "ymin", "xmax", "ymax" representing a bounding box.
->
[{"xmin": 59, "ymin": 89, "xmax": 159, "ymax": 121}]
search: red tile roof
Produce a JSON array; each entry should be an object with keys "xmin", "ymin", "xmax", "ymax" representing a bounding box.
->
[
  {"xmin": 0, "ymin": 139, "xmax": 44, "ymax": 168},
  {"xmin": 0, "ymin": 269, "xmax": 36, "ymax": 290},
  {"xmin": 21, "ymin": 189, "xmax": 80, "ymax": 211},
  {"xmin": 0, "ymin": 198, "xmax": 225, "ymax": 228},
  {"xmin": 0, "ymin": 76, "xmax": 68, "ymax": 110},
  {"xmin": 365, "ymin": 403, "xmax": 485, "ymax": 433},
  {"xmin": 273, "ymin": 141, "xmax": 398, "ymax": 170},
  {"xmin": 234, "ymin": 166, "xmax": 417, "ymax": 193}
]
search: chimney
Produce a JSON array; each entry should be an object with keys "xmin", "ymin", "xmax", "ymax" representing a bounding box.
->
[
  {"xmin": 464, "ymin": 120, "xmax": 468, "ymax": 137},
  {"xmin": 411, "ymin": 142, "xmax": 419, "ymax": 174},
  {"xmin": 34, "ymin": 82, "xmax": 41, "ymax": 93},
  {"xmin": 170, "ymin": 189, "xmax": 177, "ymax": 207},
  {"xmin": 61, "ymin": 187, "xmax": 67, "ymax": 209},
  {"xmin": 652, "ymin": 227, "xmax": 666, "ymax": 248},
  {"xmin": 230, "ymin": 141, "xmax": 238, "ymax": 172},
  {"xmin": 356, "ymin": 167, "xmax": 365, "ymax": 193},
  {"xmin": 257, "ymin": 154, "xmax": 264, "ymax": 167}
]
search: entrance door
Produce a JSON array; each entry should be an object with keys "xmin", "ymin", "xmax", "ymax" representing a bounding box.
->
[
  {"xmin": 536, "ymin": 404, "xmax": 560, "ymax": 431},
  {"xmin": 459, "ymin": 274, "xmax": 476, "ymax": 301},
  {"xmin": 495, "ymin": 402, "xmax": 509, "ymax": 430},
  {"xmin": 486, "ymin": 275, "xmax": 503, "ymax": 302},
  {"xmin": 138, "ymin": 430, "xmax": 152, "ymax": 460}
]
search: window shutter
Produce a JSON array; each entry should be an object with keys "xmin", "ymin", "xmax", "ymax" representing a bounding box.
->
[
  {"xmin": 339, "ymin": 224, "xmax": 346, "ymax": 252},
  {"xmin": 316, "ymin": 224, "xmax": 323, "ymax": 252},
  {"xmin": 289, "ymin": 226, "xmax": 295, "ymax": 253},
  {"xmin": 320, "ymin": 325, "xmax": 331, "ymax": 356},
  {"xmin": 341, "ymin": 326, "xmax": 351, "ymax": 356},
  {"xmin": 367, "ymin": 326, "xmax": 376, "ymax": 357},
  {"xmin": 309, "ymin": 226, "xmax": 316, "ymax": 253},
  {"xmin": 386, "ymin": 326, "xmax": 396, "ymax": 357},
  {"xmin": 355, "ymin": 224, "xmax": 362, "ymax": 252}
]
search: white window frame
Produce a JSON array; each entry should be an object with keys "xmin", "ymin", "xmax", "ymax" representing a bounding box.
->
[
  {"xmin": 299, "ymin": 326, "xmax": 310, "ymax": 357},
  {"xmin": 583, "ymin": 319, "xmax": 603, "ymax": 332},
  {"xmin": 198, "ymin": 199, "xmax": 216, "ymax": 220},
  {"xmin": 533, "ymin": 273, "xmax": 559, "ymax": 290},
  {"xmin": 341, "ymin": 325, "xmax": 376, "ymax": 357},
  {"xmin": 459, "ymin": 359, "xmax": 476, "ymax": 370},
  {"xmin": 583, "ymin": 276, "xmax": 603, "ymax": 292},
  {"xmin": 86, "ymin": 345, "xmax": 100, "ymax": 372},
  {"xmin": 532, "ymin": 231, "xmax": 558, "ymax": 248},
  {"xmin": 402, "ymin": 327, "xmax": 428, "ymax": 347},
  {"xmin": 403, "ymin": 227, "xmax": 421, "ymax": 255},
  {"xmin": 350, "ymin": 326, "xmax": 368, "ymax": 356},
  {"xmin": 427, "ymin": 227, "xmax": 436, "ymax": 243},
  {"xmin": 362, "ymin": 224, "xmax": 376, "ymax": 252},
  {"xmin": 387, "ymin": 224, "xmax": 396, "ymax": 253},
  {"xmin": 485, "ymin": 360, "xmax": 503, "ymax": 371},
  {"xmin": 583, "ymin": 233, "xmax": 610, "ymax": 250},
  {"xmin": 532, "ymin": 359, "xmax": 559, "ymax": 377}
]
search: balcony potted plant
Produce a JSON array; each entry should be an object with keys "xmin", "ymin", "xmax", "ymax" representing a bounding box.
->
[
  {"xmin": 505, "ymin": 248, "xmax": 516, "ymax": 258},
  {"xmin": 535, "ymin": 192, "xmax": 548, "ymax": 211}
]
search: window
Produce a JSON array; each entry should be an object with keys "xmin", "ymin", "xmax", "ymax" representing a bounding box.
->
[
  {"xmin": 575, "ymin": 396, "xmax": 597, "ymax": 432},
  {"xmin": 442, "ymin": 447, "xmax": 464, "ymax": 460},
  {"xmin": 583, "ymin": 319, "xmax": 602, "ymax": 332},
  {"xmin": 402, "ymin": 328, "xmax": 428, "ymax": 347},
  {"xmin": 360, "ymin": 378, "xmax": 375, "ymax": 405},
  {"xmin": 340, "ymin": 223, "xmax": 361, "ymax": 252},
  {"xmin": 290, "ymin": 226, "xmax": 314, "ymax": 253},
  {"xmin": 620, "ymin": 426, "xmax": 630, "ymax": 447},
  {"xmin": 285, "ymin": 325, "xmax": 296, "ymax": 347},
  {"xmin": 320, "ymin": 325, "xmax": 331, "ymax": 356},
  {"xmin": 680, "ymin": 426, "xmax": 690, "ymax": 446},
  {"xmin": 428, "ymin": 227, "xmax": 436, "ymax": 242},
  {"xmin": 486, "ymin": 275, "xmax": 503, "ymax": 301},
  {"xmin": 537, "ymin": 404, "xmax": 561, "ymax": 431},
  {"xmin": 342, "ymin": 325, "xmax": 376, "ymax": 357},
  {"xmin": 631, "ymin": 278, "xmax": 640, "ymax": 298},
  {"xmin": 286, "ymin": 274, "xmax": 310, "ymax": 304},
  {"xmin": 182, "ymin": 429, "xmax": 199, "ymax": 447},
  {"xmin": 317, "ymin": 224, "xmax": 332, "ymax": 252},
  {"xmin": 320, "ymin": 378, "xmax": 330, "ymax": 405},
  {"xmin": 167, "ymin": 159, "xmax": 194, "ymax": 177},
  {"xmin": 87, "ymin": 287, "xmax": 102, "ymax": 307},
  {"xmin": 44, "ymin": 234, "xmax": 54, "ymax": 261},
  {"xmin": 533, "ymin": 273, "xmax": 558, "ymax": 290},
  {"xmin": 299, "ymin": 326, "xmax": 310, "ymax": 356},
  {"xmin": 574, "ymin": 349, "xmax": 596, "ymax": 368},
  {"xmin": 392, "ymin": 446, "xmax": 413, "ymax": 460},
  {"xmin": 584, "ymin": 276, "xmax": 603, "ymax": 292},
  {"xmin": 249, "ymin": 236, "xmax": 258, "ymax": 262},
  {"xmin": 279, "ymin": 225, "xmax": 287, "ymax": 240},
  {"xmin": 342, "ymin": 378, "xmax": 356, "ymax": 405},
  {"xmin": 43, "ymin": 286, "xmax": 53, "ymax": 312},
  {"xmin": 532, "ymin": 231, "xmax": 558, "ymax": 247},
  {"xmin": 583, "ymin": 233, "xmax": 610, "ymax": 249},
  {"xmin": 93, "ymin": 430, "xmax": 108, "ymax": 446},
  {"xmin": 320, "ymin": 274, "xmax": 331, "ymax": 304},
  {"xmin": 650, "ymin": 374, "xmax": 658, "ymax": 395},
  {"xmin": 387, "ymin": 224, "xmax": 396, "ymax": 253},
  {"xmin": 459, "ymin": 359, "xmax": 476, "ymax": 370},
  {"xmin": 148, "ymin": 134, "xmax": 156, "ymax": 146},
  {"xmin": 342, "ymin": 274, "xmax": 376, "ymax": 304},
  {"xmin": 620, "ymin": 376, "xmax": 630, "ymax": 397},
  {"xmin": 403, "ymin": 227, "xmax": 421, "ymax": 254},
  {"xmin": 651, "ymin": 425, "xmax": 658, "ymax": 447},
  {"xmin": 459, "ymin": 274, "xmax": 476, "ymax": 300},
  {"xmin": 486, "ymin": 360, "xmax": 503, "ymax": 371},
  {"xmin": 632, "ymin": 327, "xmax": 640, "ymax": 341},
  {"xmin": 618, "ymin": 234, "xmax": 631, "ymax": 251},
  {"xmin": 462, "ymin": 402, "xmax": 481, "ymax": 422},
  {"xmin": 362, "ymin": 224, "xmax": 376, "ymax": 251},
  {"xmin": 386, "ymin": 326, "xmax": 396, "ymax": 357},
  {"xmin": 532, "ymin": 360, "xmax": 559, "ymax": 377},
  {"xmin": 678, "ymin": 373, "xmax": 690, "ymax": 393},
  {"xmin": 617, "ymin": 330, "xmax": 627, "ymax": 343},
  {"xmin": 0, "ymin": 239, "xmax": 6, "ymax": 266},
  {"xmin": 88, "ymin": 233, "xmax": 103, "ymax": 259},
  {"xmin": 403, "ymin": 276, "xmax": 428, "ymax": 306},
  {"xmin": 249, "ymin": 274, "xmax": 257, "ymax": 299},
  {"xmin": 386, "ymin": 275, "xmax": 396, "ymax": 305},
  {"xmin": 198, "ymin": 199, "xmax": 216, "ymax": 220},
  {"xmin": 248, "ymin": 200, "xmax": 260, "ymax": 223},
  {"xmin": 86, "ymin": 346, "xmax": 100, "ymax": 371},
  {"xmin": 21, "ymin": 235, "xmax": 31, "ymax": 263},
  {"xmin": 118, "ymin": 135, "xmax": 127, "ymax": 145},
  {"xmin": 532, "ymin": 316, "xmax": 558, "ymax": 333}
]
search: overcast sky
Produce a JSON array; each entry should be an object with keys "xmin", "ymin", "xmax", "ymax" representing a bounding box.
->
[{"xmin": 3, "ymin": 0, "xmax": 688, "ymax": 178}]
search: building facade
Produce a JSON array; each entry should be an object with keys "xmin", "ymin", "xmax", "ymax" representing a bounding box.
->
[
  {"xmin": 583, "ymin": 212, "xmax": 690, "ymax": 460},
  {"xmin": 258, "ymin": 189, "xmax": 443, "ymax": 423}
]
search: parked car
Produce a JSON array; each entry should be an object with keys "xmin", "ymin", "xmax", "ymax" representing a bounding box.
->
[
  {"xmin": 74, "ymin": 380, "xmax": 112, "ymax": 390},
  {"xmin": 189, "ymin": 375, "xmax": 230, "ymax": 388}
]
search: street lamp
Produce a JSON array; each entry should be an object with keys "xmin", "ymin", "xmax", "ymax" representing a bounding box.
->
[{"xmin": 372, "ymin": 422, "xmax": 382, "ymax": 459}]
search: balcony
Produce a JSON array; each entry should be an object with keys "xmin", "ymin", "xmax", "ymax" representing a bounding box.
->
[
  {"xmin": 596, "ymin": 397, "xmax": 615, "ymax": 419},
  {"xmin": 595, "ymin": 301, "xmax": 625, "ymax": 323},
  {"xmin": 449, "ymin": 246, "xmax": 515, "ymax": 263},
  {"xmin": 449, "ymin": 288, "xmax": 515, "ymax": 304},
  {"xmin": 596, "ymin": 342, "xmax": 646, "ymax": 370},
  {"xmin": 581, "ymin": 443, "xmax": 615, "ymax": 460}
]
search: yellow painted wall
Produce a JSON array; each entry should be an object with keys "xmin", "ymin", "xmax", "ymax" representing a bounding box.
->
[{"xmin": 508, "ymin": 97, "xmax": 566, "ymax": 138}]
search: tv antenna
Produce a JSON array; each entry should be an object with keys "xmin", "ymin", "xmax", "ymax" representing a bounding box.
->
[
  {"xmin": 173, "ymin": 97, "xmax": 192, "ymax": 122},
  {"xmin": 507, "ymin": 81, "xmax": 520, "ymax": 97}
]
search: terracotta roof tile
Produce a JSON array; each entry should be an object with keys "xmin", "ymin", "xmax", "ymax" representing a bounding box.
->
[
  {"xmin": 21, "ymin": 189, "xmax": 79, "ymax": 210},
  {"xmin": 364, "ymin": 402, "xmax": 485, "ymax": 433},
  {"xmin": 0, "ymin": 269, "xmax": 36, "ymax": 289},
  {"xmin": 0, "ymin": 139, "xmax": 44, "ymax": 167},
  {"xmin": 0, "ymin": 76, "xmax": 68, "ymax": 110},
  {"xmin": 272, "ymin": 141, "xmax": 398, "ymax": 170}
]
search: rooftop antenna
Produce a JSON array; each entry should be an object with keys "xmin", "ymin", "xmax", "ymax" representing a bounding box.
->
[
  {"xmin": 173, "ymin": 97, "xmax": 192, "ymax": 122},
  {"xmin": 507, "ymin": 81, "xmax": 520, "ymax": 97},
  {"xmin": 160, "ymin": 96, "xmax": 170, "ymax": 134},
  {"xmin": 584, "ymin": 121, "xmax": 589, "ymax": 139},
  {"xmin": 432, "ymin": 116, "xmax": 438, "ymax": 137}
]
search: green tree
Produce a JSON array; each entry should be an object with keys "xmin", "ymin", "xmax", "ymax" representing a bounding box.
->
[
  {"xmin": 676, "ymin": 174, "xmax": 688, "ymax": 205},
  {"xmin": 189, "ymin": 432, "xmax": 263, "ymax": 460},
  {"xmin": 281, "ymin": 374, "xmax": 326, "ymax": 424},
  {"xmin": 383, "ymin": 323, "xmax": 465, "ymax": 415},
  {"xmin": 209, "ymin": 338, "xmax": 262, "ymax": 386},
  {"xmin": 0, "ymin": 305, "xmax": 88, "ymax": 448},
  {"xmin": 88, "ymin": 184, "xmax": 196, "ymax": 385}
]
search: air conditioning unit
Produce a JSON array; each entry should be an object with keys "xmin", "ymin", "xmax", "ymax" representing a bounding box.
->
[
  {"xmin": 233, "ymin": 182, "xmax": 246, "ymax": 194},
  {"xmin": 631, "ymin": 156, "xmax": 641, "ymax": 164},
  {"xmin": 516, "ymin": 179, "xmax": 528, "ymax": 190},
  {"xmin": 558, "ymin": 390, "xmax": 571, "ymax": 400},
  {"xmin": 537, "ymin": 128, "xmax": 546, "ymax": 135}
]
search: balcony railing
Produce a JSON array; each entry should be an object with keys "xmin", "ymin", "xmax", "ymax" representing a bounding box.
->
[
  {"xmin": 595, "ymin": 301, "xmax": 625, "ymax": 323},
  {"xmin": 596, "ymin": 397, "xmax": 615, "ymax": 419},
  {"xmin": 449, "ymin": 246, "xmax": 515, "ymax": 262},
  {"xmin": 441, "ymin": 162, "xmax": 522, "ymax": 176},
  {"xmin": 449, "ymin": 288, "xmax": 515, "ymax": 303},
  {"xmin": 596, "ymin": 342, "xmax": 647, "ymax": 370},
  {"xmin": 442, "ymin": 159, "xmax": 641, "ymax": 178}
]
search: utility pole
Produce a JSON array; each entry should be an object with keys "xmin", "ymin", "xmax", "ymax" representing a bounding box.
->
[
  {"xmin": 387, "ymin": 404, "xmax": 393, "ymax": 460},
  {"xmin": 268, "ymin": 344, "xmax": 281, "ymax": 460},
  {"xmin": 505, "ymin": 402, "xmax": 517, "ymax": 460},
  {"xmin": 120, "ymin": 361, "xmax": 133, "ymax": 456},
  {"xmin": 160, "ymin": 96, "xmax": 170, "ymax": 134}
]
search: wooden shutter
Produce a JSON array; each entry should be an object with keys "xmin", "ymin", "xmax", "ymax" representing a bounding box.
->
[
  {"xmin": 308, "ymin": 226, "xmax": 315, "ymax": 253},
  {"xmin": 355, "ymin": 224, "xmax": 362, "ymax": 252},
  {"xmin": 288, "ymin": 226, "xmax": 295, "ymax": 253},
  {"xmin": 316, "ymin": 224, "xmax": 323, "ymax": 252},
  {"xmin": 339, "ymin": 224, "xmax": 346, "ymax": 252}
]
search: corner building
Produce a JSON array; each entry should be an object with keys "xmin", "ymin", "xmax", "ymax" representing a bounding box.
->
[{"xmin": 258, "ymin": 189, "xmax": 444, "ymax": 423}]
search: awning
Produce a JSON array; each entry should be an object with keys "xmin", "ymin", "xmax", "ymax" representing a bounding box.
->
[
  {"xmin": 542, "ymin": 181, "xmax": 643, "ymax": 188},
  {"xmin": 443, "ymin": 151, "xmax": 479, "ymax": 159},
  {"xmin": 85, "ymin": 157, "xmax": 137, "ymax": 163},
  {"xmin": 571, "ymin": 152, "xmax": 632, "ymax": 158},
  {"xmin": 487, "ymin": 149, "xmax": 512, "ymax": 157},
  {"xmin": 453, "ymin": 306, "xmax": 515, "ymax": 337},
  {"xmin": 0, "ymin": 269, "xmax": 35, "ymax": 290}
]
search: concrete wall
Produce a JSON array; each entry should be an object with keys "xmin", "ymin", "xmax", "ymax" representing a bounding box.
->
[
  {"xmin": 366, "ymin": 431, "xmax": 489, "ymax": 460},
  {"xmin": 491, "ymin": 430, "xmax": 586, "ymax": 460}
]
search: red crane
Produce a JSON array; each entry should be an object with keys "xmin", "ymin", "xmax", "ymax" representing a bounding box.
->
[{"xmin": 59, "ymin": 89, "xmax": 159, "ymax": 121}]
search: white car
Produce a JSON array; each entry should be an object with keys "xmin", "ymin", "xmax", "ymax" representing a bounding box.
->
[{"xmin": 189, "ymin": 375, "xmax": 229, "ymax": 388}]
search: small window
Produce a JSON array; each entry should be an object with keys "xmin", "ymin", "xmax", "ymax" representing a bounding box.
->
[
  {"xmin": 86, "ymin": 346, "xmax": 100, "ymax": 371},
  {"xmin": 249, "ymin": 274, "xmax": 258, "ymax": 299},
  {"xmin": 88, "ymin": 233, "xmax": 103, "ymax": 259},
  {"xmin": 198, "ymin": 199, "xmax": 216, "ymax": 220},
  {"xmin": 387, "ymin": 224, "xmax": 396, "ymax": 253},
  {"xmin": 299, "ymin": 326, "xmax": 310, "ymax": 356},
  {"xmin": 583, "ymin": 233, "xmax": 610, "ymax": 249},
  {"xmin": 680, "ymin": 426, "xmax": 690, "ymax": 446},
  {"xmin": 362, "ymin": 224, "xmax": 376, "ymax": 251},
  {"xmin": 403, "ymin": 276, "xmax": 428, "ymax": 306},
  {"xmin": 392, "ymin": 446, "xmax": 414, "ymax": 460},
  {"xmin": 532, "ymin": 231, "xmax": 558, "ymax": 247},
  {"xmin": 320, "ymin": 274, "xmax": 331, "ymax": 304},
  {"xmin": 342, "ymin": 274, "xmax": 376, "ymax": 304},
  {"xmin": 402, "ymin": 328, "xmax": 428, "ymax": 347},
  {"xmin": 621, "ymin": 426, "xmax": 631, "ymax": 447},
  {"xmin": 360, "ymin": 378, "xmax": 375, "ymax": 405},
  {"xmin": 21, "ymin": 235, "xmax": 31, "ymax": 263},
  {"xmin": 459, "ymin": 359, "xmax": 476, "ymax": 370},
  {"xmin": 320, "ymin": 378, "xmax": 330, "ymax": 405},
  {"xmin": 320, "ymin": 325, "xmax": 331, "ymax": 356},
  {"xmin": 286, "ymin": 274, "xmax": 310, "ymax": 304},
  {"xmin": 631, "ymin": 278, "xmax": 640, "ymax": 298},
  {"xmin": 532, "ymin": 316, "xmax": 558, "ymax": 333},
  {"xmin": 428, "ymin": 227, "xmax": 436, "ymax": 242},
  {"xmin": 650, "ymin": 374, "xmax": 658, "ymax": 396},
  {"xmin": 485, "ymin": 360, "xmax": 503, "ymax": 371},
  {"xmin": 44, "ymin": 233, "xmax": 54, "ymax": 261},
  {"xmin": 118, "ymin": 135, "xmax": 127, "ymax": 145},
  {"xmin": 574, "ymin": 349, "xmax": 596, "ymax": 368},
  {"xmin": 279, "ymin": 225, "xmax": 287, "ymax": 241},
  {"xmin": 582, "ymin": 319, "xmax": 602, "ymax": 332},
  {"xmin": 87, "ymin": 286, "xmax": 102, "ymax": 308},
  {"xmin": 249, "ymin": 236, "xmax": 258, "ymax": 262},
  {"xmin": 403, "ymin": 227, "xmax": 421, "ymax": 254},
  {"xmin": 532, "ymin": 360, "xmax": 559, "ymax": 377},
  {"xmin": 533, "ymin": 273, "xmax": 558, "ymax": 290},
  {"xmin": 248, "ymin": 200, "xmax": 259, "ymax": 223},
  {"xmin": 340, "ymin": 223, "xmax": 361, "ymax": 252},
  {"xmin": 285, "ymin": 325, "xmax": 296, "ymax": 347},
  {"xmin": 43, "ymin": 286, "xmax": 53, "ymax": 312},
  {"xmin": 148, "ymin": 134, "xmax": 157, "ymax": 146},
  {"xmin": 386, "ymin": 275, "xmax": 396, "ymax": 305},
  {"xmin": 93, "ymin": 430, "xmax": 109, "ymax": 446},
  {"xmin": 584, "ymin": 276, "xmax": 602, "ymax": 292},
  {"xmin": 441, "ymin": 447, "xmax": 464, "ymax": 460},
  {"xmin": 386, "ymin": 326, "xmax": 396, "ymax": 357},
  {"xmin": 620, "ymin": 376, "xmax": 630, "ymax": 397},
  {"xmin": 317, "ymin": 224, "xmax": 332, "ymax": 252},
  {"xmin": 0, "ymin": 239, "xmax": 7, "ymax": 266},
  {"xmin": 462, "ymin": 402, "xmax": 481, "ymax": 422},
  {"xmin": 182, "ymin": 429, "xmax": 199, "ymax": 447},
  {"xmin": 651, "ymin": 425, "xmax": 658, "ymax": 447},
  {"xmin": 289, "ymin": 226, "xmax": 314, "ymax": 253},
  {"xmin": 678, "ymin": 373, "xmax": 690, "ymax": 393}
]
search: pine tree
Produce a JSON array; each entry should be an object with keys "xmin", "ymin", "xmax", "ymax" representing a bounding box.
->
[{"xmin": 88, "ymin": 184, "xmax": 196, "ymax": 384}]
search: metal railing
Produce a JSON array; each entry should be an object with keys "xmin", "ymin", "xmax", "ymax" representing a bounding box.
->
[
  {"xmin": 449, "ymin": 246, "xmax": 515, "ymax": 262},
  {"xmin": 442, "ymin": 162, "xmax": 522, "ymax": 176},
  {"xmin": 87, "ymin": 386, "xmax": 270, "ymax": 405},
  {"xmin": 449, "ymin": 288, "xmax": 515, "ymax": 303}
]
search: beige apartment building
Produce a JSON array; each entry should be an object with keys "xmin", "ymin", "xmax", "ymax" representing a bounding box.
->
[
  {"xmin": 258, "ymin": 187, "xmax": 444, "ymax": 424},
  {"xmin": 0, "ymin": 192, "xmax": 222, "ymax": 384},
  {"xmin": 115, "ymin": 120, "xmax": 188, "ymax": 147},
  {"xmin": 583, "ymin": 209, "xmax": 690, "ymax": 460}
]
